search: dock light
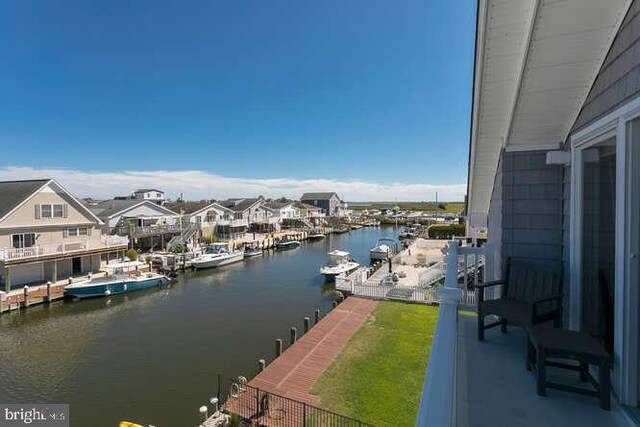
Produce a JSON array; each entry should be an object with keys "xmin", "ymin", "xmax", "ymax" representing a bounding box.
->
[
  {"xmin": 199, "ymin": 405, "xmax": 208, "ymax": 421},
  {"xmin": 209, "ymin": 397, "xmax": 219, "ymax": 413}
]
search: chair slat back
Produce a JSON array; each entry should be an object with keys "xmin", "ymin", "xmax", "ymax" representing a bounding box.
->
[{"xmin": 505, "ymin": 258, "xmax": 562, "ymax": 302}]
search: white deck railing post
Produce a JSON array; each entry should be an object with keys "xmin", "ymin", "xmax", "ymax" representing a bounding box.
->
[{"xmin": 416, "ymin": 240, "xmax": 463, "ymax": 427}]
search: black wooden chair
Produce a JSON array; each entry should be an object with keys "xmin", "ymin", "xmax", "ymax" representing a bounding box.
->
[{"xmin": 476, "ymin": 257, "xmax": 563, "ymax": 341}]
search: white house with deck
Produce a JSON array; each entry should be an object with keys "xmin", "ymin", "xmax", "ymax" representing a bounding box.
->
[{"xmin": 0, "ymin": 179, "xmax": 128, "ymax": 292}]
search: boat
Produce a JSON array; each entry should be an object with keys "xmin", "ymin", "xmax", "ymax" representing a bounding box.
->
[
  {"xmin": 243, "ymin": 245, "xmax": 263, "ymax": 257},
  {"xmin": 370, "ymin": 238, "xmax": 398, "ymax": 261},
  {"xmin": 371, "ymin": 220, "xmax": 381, "ymax": 227},
  {"xmin": 65, "ymin": 261, "xmax": 169, "ymax": 299},
  {"xmin": 307, "ymin": 232, "xmax": 326, "ymax": 240},
  {"xmin": 276, "ymin": 240, "xmax": 301, "ymax": 250},
  {"xmin": 319, "ymin": 250, "xmax": 360, "ymax": 281},
  {"xmin": 191, "ymin": 243, "xmax": 244, "ymax": 269}
]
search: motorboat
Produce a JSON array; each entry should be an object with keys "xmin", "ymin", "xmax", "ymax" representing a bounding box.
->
[
  {"xmin": 191, "ymin": 243, "xmax": 244, "ymax": 269},
  {"xmin": 243, "ymin": 245, "xmax": 263, "ymax": 258},
  {"xmin": 370, "ymin": 238, "xmax": 398, "ymax": 261},
  {"xmin": 276, "ymin": 240, "xmax": 301, "ymax": 250},
  {"xmin": 307, "ymin": 232, "xmax": 326, "ymax": 240},
  {"xmin": 319, "ymin": 250, "xmax": 360, "ymax": 281},
  {"xmin": 65, "ymin": 261, "xmax": 169, "ymax": 299}
]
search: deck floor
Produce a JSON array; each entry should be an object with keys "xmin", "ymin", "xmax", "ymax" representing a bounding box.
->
[
  {"xmin": 456, "ymin": 314, "xmax": 630, "ymax": 427},
  {"xmin": 248, "ymin": 296, "xmax": 378, "ymax": 405}
]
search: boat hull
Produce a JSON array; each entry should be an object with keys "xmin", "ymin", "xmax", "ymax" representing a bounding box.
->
[
  {"xmin": 370, "ymin": 251, "xmax": 389, "ymax": 260},
  {"xmin": 192, "ymin": 252, "xmax": 244, "ymax": 269},
  {"xmin": 276, "ymin": 241, "xmax": 301, "ymax": 250},
  {"xmin": 66, "ymin": 275, "xmax": 169, "ymax": 299},
  {"xmin": 320, "ymin": 263, "xmax": 360, "ymax": 282}
]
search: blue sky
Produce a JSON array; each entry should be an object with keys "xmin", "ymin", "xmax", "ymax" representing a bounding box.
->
[{"xmin": 0, "ymin": 1, "xmax": 476, "ymax": 201}]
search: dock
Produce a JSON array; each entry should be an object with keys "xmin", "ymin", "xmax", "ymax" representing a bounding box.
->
[{"xmin": 207, "ymin": 297, "xmax": 378, "ymax": 426}]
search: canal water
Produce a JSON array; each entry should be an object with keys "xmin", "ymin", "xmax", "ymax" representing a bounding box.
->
[{"xmin": 0, "ymin": 226, "xmax": 398, "ymax": 427}]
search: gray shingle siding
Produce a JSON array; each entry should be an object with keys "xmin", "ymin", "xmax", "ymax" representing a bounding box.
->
[
  {"xmin": 499, "ymin": 150, "xmax": 564, "ymax": 271},
  {"xmin": 572, "ymin": 0, "xmax": 640, "ymax": 133}
]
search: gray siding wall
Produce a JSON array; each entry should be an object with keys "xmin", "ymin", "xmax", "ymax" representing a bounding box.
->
[
  {"xmin": 500, "ymin": 150, "xmax": 564, "ymax": 271},
  {"xmin": 572, "ymin": 0, "xmax": 640, "ymax": 133}
]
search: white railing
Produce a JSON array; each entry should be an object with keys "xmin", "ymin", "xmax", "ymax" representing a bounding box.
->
[
  {"xmin": 217, "ymin": 219, "xmax": 249, "ymax": 227},
  {"xmin": 0, "ymin": 235, "xmax": 129, "ymax": 261},
  {"xmin": 416, "ymin": 241, "xmax": 462, "ymax": 427}
]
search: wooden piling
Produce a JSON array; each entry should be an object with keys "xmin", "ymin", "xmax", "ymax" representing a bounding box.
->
[
  {"xmin": 45, "ymin": 281, "xmax": 51, "ymax": 303},
  {"xmin": 275, "ymin": 338, "xmax": 283, "ymax": 357},
  {"xmin": 22, "ymin": 286, "xmax": 29, "ymax": 309},
  {"xmin": 290, "ymin": 327, "xmax": 297, "ymax": 345},
  {"xmin": 258, "ymin": 359, "xmax": 266, "ymax": 371},
  {"xmin": 303, "ymin": 316, "xmax": 310, "ymax": 333},
  {"xmin": 314, "ymin": 309, "xmax": 320, "ymax": 324}
]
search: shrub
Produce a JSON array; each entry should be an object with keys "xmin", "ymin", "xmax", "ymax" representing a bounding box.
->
[
  {"xmin": 204, "ymin": 235, "xmax": 216, "ymax": 244},
  {"xmin": 126, "ymin": 248, "xmax": 138, "ymax": 261},
  {"xmin": 427, "ymin": 224, "xmax": 466, "ymax": 239}
]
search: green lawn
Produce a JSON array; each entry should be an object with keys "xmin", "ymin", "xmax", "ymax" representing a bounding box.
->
[
  {"xmin": 310, "ymin": 301, "xmax": 438, "ymax": 426},
  {"xmin": 350, "ymin": 201, "xmax": 465, "ymax": 214}
]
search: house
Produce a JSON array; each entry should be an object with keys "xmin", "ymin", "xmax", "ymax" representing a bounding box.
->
[
  {"xmin": 216, "ymin": 197, "xmax": 265, "ymax": 238},
  {"xmin": 165, "ymin": 200, "xmax": 234, "ymax": 241},
  {"xmin": 90, "ymin": 200, "xmax": 181, "ymax": 251},
  {"xmin": 418, "ymin": 1, "xmax": 640, "ymax": 425},
  {"xmin": 0, "ymin": 179, "xmax": 129, "ymax": 291},
  {"xmin": 295, "ymin": 202, "xmax": 327, "ymax": 226},
  {"xmin": 133, "ymin": 188, "xmax": 165, "ymax": 205},
  {"xmin": 300, "ymin": 192, "xmax": 343, "ymax": 217}
]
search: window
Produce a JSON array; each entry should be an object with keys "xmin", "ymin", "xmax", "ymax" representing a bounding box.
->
[
  {"xmin": 36, "ymin": 203, "xmax": 66, "ymax": 218},
  {"xmin": 12, "ymin": 233, "xmax": 35, "ymax": 248},
  {"xmin": 65, "ymin": 227, "xmax": 89, "ymax": 237}
]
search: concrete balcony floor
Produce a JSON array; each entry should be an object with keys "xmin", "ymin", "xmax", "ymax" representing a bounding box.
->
[{"xmin": 456, "ymin": 313, "xmax": 630, "ymax": 427}]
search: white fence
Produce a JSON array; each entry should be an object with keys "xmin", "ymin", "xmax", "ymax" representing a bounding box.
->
[{"xmin": 336, "ymin": 243, "xmax": 485, "ymax": 308}]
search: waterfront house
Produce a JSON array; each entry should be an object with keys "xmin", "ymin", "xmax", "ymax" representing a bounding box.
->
[
  {"xmin": 295, "ymin": 202, "xmax": 327, "ymax": 226},
  {"xmin": 133, "ymin": 188, "xmax": 165, "ymax": 205},
  {"xmin": 300, "ymin": 192, "xmax": 344, "ymax": 217},
  {"xmin": 90, "ymin": 199, "xmax": 180, "ymax": 251},
  {"xmin": 0, "ymin": 179, "xmax": 129, "ymax": 292},
  {"xmin": 166, "ymin": 200, "xmax": 234, "ymax": 241},
  {"xmin": 217, "ymin": 198, "xmax": 266, "ymax": 238},
  {"xmin": 418, "ymin": 1, "xmax": 640, "ymax": 425}
]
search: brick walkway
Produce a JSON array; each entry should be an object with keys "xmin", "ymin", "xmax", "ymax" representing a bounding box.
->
[{"xmin": 249, "ymin": 296, "xmax": 379, "ymax": 405}]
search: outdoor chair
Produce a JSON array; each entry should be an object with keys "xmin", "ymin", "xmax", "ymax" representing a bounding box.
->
[{"xmin": 476, "ymin": 257, "xmax": 563, "ymax": 341}]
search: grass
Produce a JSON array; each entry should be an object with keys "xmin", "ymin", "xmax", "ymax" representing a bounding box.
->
[
  {"xmin": 310, "ymin": 301, "xmax": 439, "ymax": 426},
  {"xmin": 350, "ymin": 201, "xmax": 465, "ymax": 214}
]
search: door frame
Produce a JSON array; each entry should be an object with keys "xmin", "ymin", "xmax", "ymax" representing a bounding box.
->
[{"xmin": 570, "ymin": 95, "xmax": 640, "ymax": 405}]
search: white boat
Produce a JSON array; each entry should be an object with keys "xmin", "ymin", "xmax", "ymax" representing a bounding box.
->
[
  {"xmin": 319, "ymin": 250, "xmax": 360, "ymax": 281},
  {"xmin": 244, "ymin": 246, "xmax": 263, "ymax": 257},
  {"xmin": 307, "ymin": 233, "xmax": 326, "ymax": 240},
  {"xmin": 371, "ymin": 220, "xmax": 381, "ymax": 227},
  {"xmin": 370, "ymin": 238, "xmax": 398, "ymax": 261},
  {"xmin": 276, "ymin": 240, "xmax": 301, "ymax": 250},
  {"xmin": 192, "ymin": 243, "xmax": 244, "ymax": 269},
  {"xmin": 65, "ymin": 261, "xmax": 169, "ymax": 299}
]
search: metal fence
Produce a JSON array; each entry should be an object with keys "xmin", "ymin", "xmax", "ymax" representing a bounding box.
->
[{"xmin": 217, "ymin": 376, "xmax": 372, "ymax": 427}]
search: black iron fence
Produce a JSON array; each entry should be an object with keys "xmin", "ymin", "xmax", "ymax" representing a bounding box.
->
[{"xmin": 217, "ymin": 375, "xmax": 373, "ymax": 427}]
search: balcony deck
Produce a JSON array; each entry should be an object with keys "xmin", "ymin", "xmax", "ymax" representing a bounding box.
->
[{"xmin": 456, "ymin": 313, "xmax": 629, "ymax": 427}]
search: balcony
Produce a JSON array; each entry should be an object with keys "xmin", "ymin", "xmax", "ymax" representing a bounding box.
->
[
  {"xmin": 416, "ymin": 241, "xmax": 628, "ymax": 426},
  {"xmin": 216, "ymin": 218, "xmax": 249, "ymax": 227},
  {"xmin": 0, "ymin": 235, "xmax": 129, "ymax": 262}
]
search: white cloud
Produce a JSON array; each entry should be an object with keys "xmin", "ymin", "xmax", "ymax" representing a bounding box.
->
[{"xmin": 0, "ymin": 166, "xmax": 466, "ymax": 202}]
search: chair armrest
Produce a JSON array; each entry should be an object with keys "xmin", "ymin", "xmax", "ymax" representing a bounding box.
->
[
  {"xmin": 475, "ymin": 280, "xmax": 505, "ymax": 289},
  {"xmin": 532, "ymin": 293, "xmax": 564, "ymax": 305}
]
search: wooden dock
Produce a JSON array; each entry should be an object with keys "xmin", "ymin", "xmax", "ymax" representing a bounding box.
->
[{"xmin": 248, "ymin": 296, "xmax": 378, "ymax": 404}]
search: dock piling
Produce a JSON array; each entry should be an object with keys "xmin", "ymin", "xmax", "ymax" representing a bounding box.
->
[
  {"xmin": 22, "ymin": 286, "xmax": 29, "ymax": 309},
  {"xmin": 199, "ymin": 405, "xmax": 208, "ymax": 422},
  {"xmin": 332, "ymin": 300, "xmax": 337, "ymax": 309},
  {"xmin": 45, "ymin": 281, "xmax": 51, "ymax": 303},
  {"xmin": 275, "ymin": 338, "xmax": 283, "ymax": 357},
  {"xmin": 314, "ymin": 309, "xmax": 320, "ymax": 324},
  {"xmin": 303, "ymin": 316, "xmax": 310, "ymax": 333},
  {"xmin": 258, "ymin": 359, "xmax": 266, "ymax": 371},
  {"xmin": 290, "ymin": 327, "xmax": 297, "ymax": 345}
]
